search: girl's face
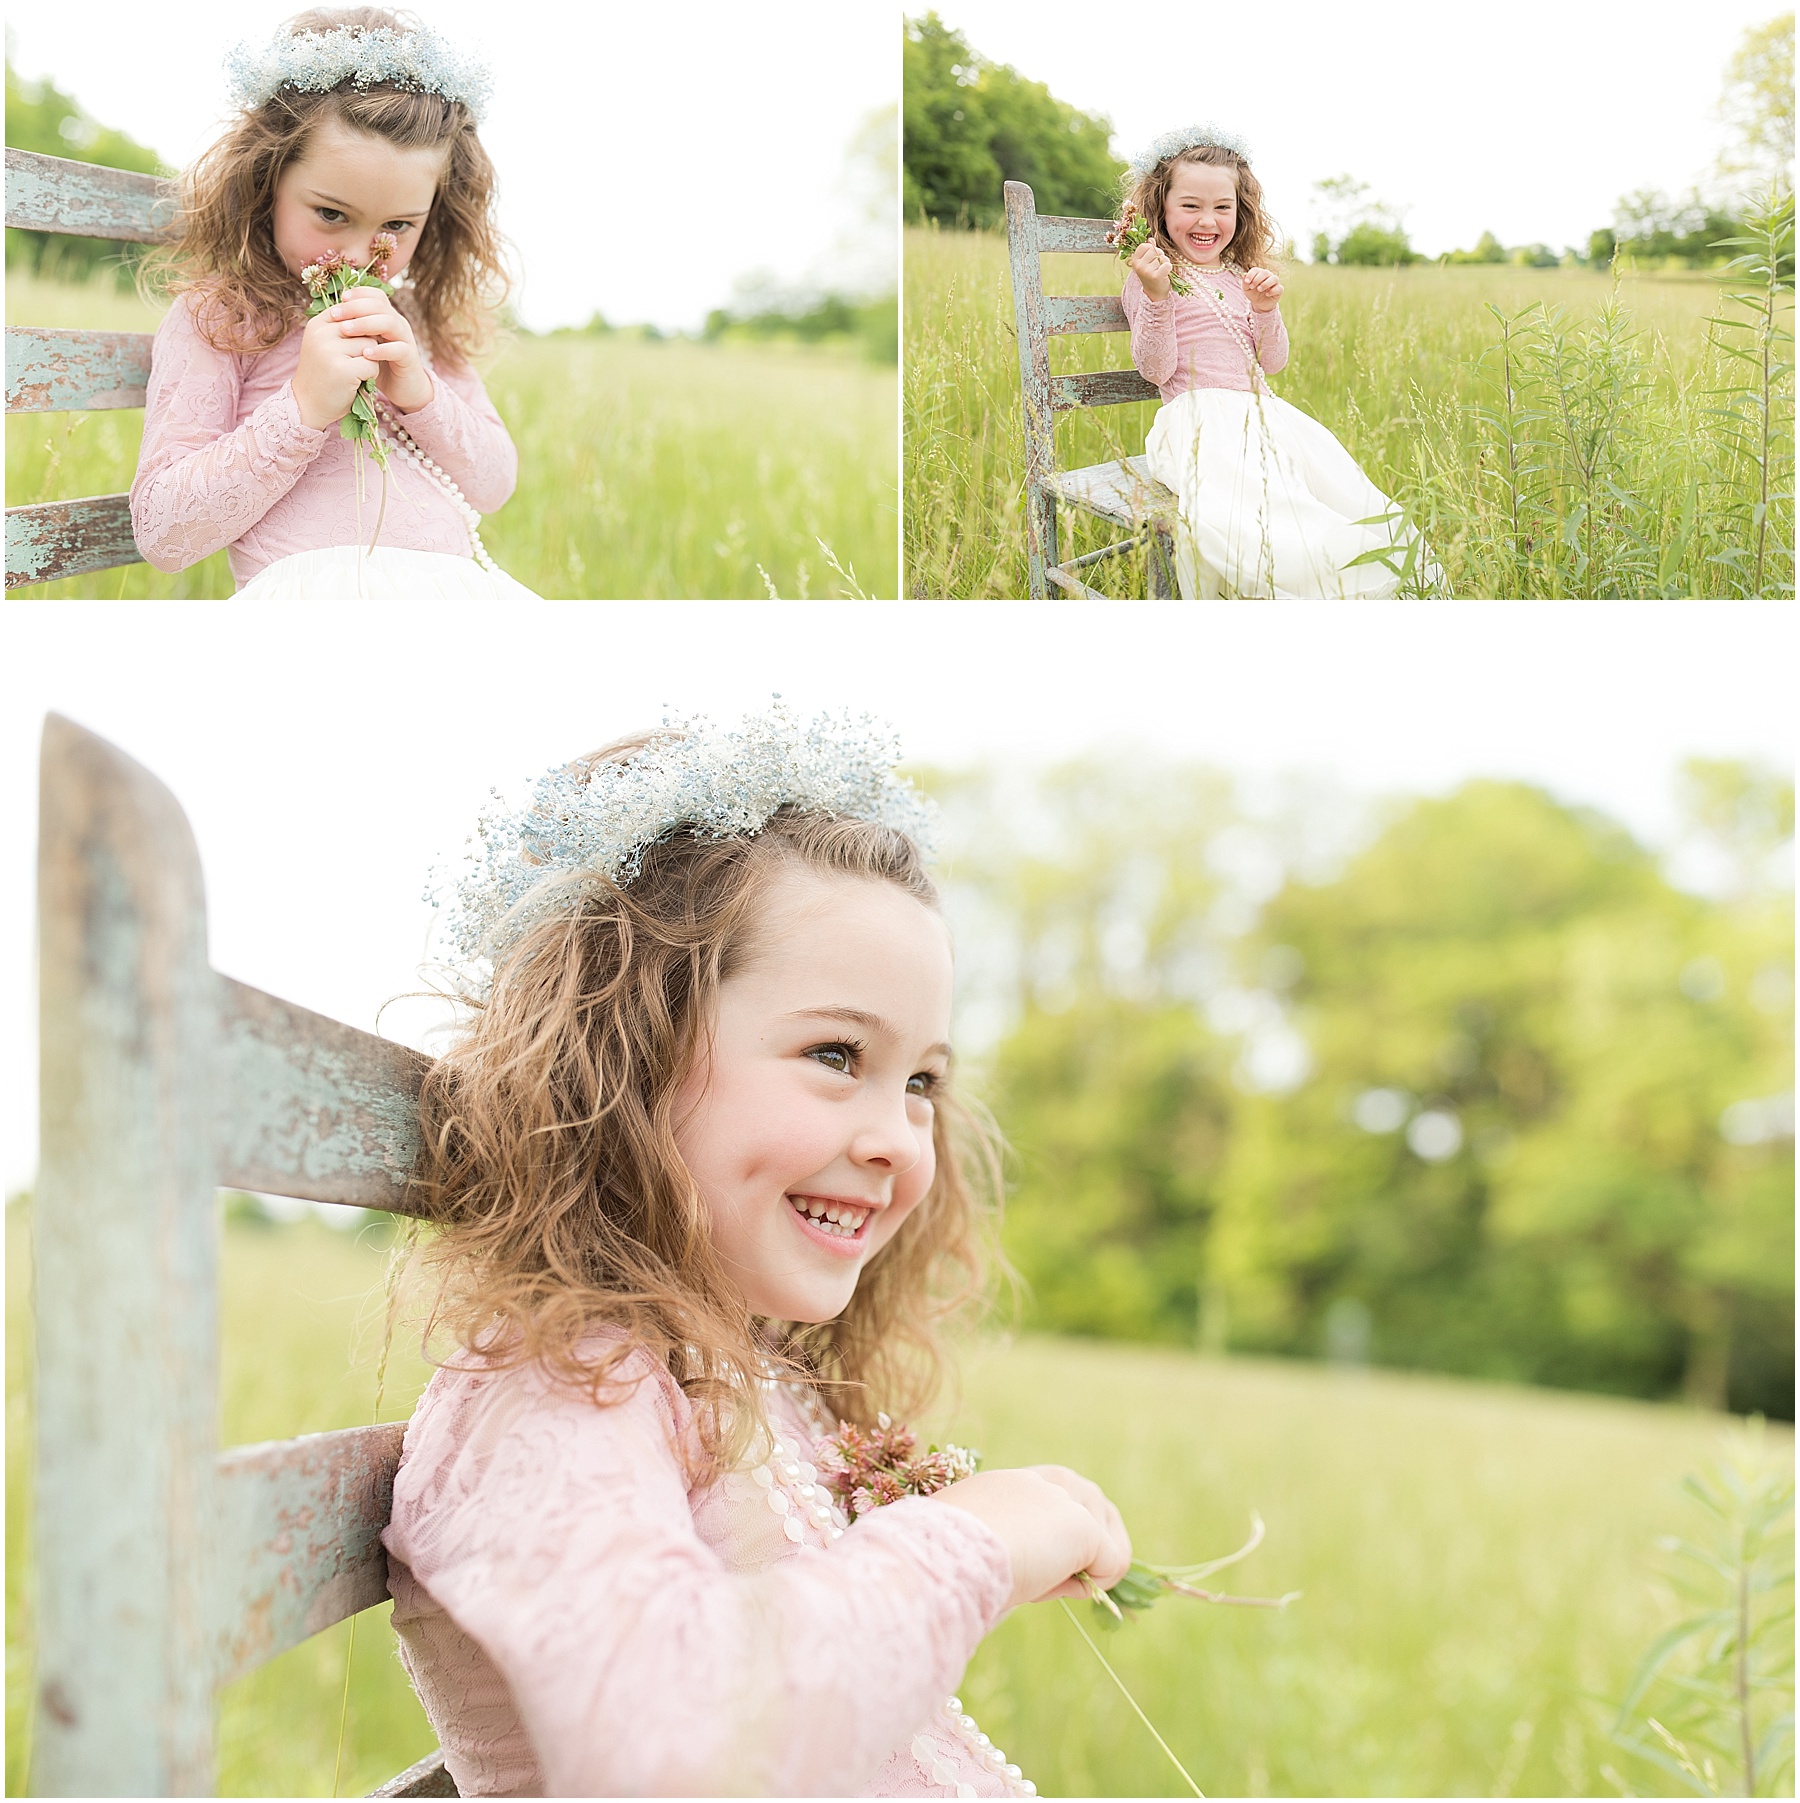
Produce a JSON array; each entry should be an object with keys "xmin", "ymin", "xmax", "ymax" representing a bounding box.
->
[
  {"xmin": 673, "ymin": 866, "xmax": 954, "ymax": 1325},
  {"xmin": 1164, "ymin": 162, "xmax": 1239, "ymax": 267},
  {"xmin": 271, "ymin": 116, "xmax": 444, "ymax": 282}
]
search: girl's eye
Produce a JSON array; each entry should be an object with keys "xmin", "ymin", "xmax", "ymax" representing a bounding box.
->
[
  {"xmin": 806, "ymin": 1043, "xmax": 858, "ymax": 1076},
  {"xmin": 382, "ymin": 221, "xmax": 413, "ymax": 235},
  {"xmin": 906, "ymin": 1071, "xmax": 940, "ymax": 1098},
  {"xmin": 316, "ymin": 208, "xmax": 346, "ymax": 225}
]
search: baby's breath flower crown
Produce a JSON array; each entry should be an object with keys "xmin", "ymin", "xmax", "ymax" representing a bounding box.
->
[
  {"xmin": 1128, "ymin": 123, "xmax": 1253, "ymax": 180},
  {"xmin": 433, "ymin": 703, "xmax": 939, "ymax": 964},
  {"xmin": 224, "ymin": 22, "xmax": 493, "ymax": 121}
]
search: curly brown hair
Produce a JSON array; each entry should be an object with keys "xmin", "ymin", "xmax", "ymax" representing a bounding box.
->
[
  {"xmin": 408, "ymin": 744, "xmax": 1002, "ymax": 1478},
  {"xmin": 147, "ymin": 6, "xmax": 509, "ymax": 366},
  {"xmin": 1122, "ymin": 144, "xmax": 1280, "ymax": 275}
]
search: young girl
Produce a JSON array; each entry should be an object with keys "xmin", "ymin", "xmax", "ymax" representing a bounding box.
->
[
  {"xmin": 1119, "ymin": 125, "xmax": 1439, "ymax": 599},
  {"xmin": 384, "ymin": 708, "xmax": 1131, "ymax": 1796},
  {"xmin": 131, "ymin": 8, "xmax": 537, "ymax": 598}
]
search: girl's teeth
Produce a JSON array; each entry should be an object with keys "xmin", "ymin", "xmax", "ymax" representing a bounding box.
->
[{"xmin": 791, "ymin": 1198, "xmax": 867, "ymax": 1237}]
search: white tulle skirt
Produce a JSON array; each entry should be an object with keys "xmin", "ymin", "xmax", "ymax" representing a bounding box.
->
[
  {"xmin": 1144, "ymin": 388, "xmax": 1440, "ymax": 599},
  {"xmin": 235, "ymin": 546, "xmax": 541, "ymax": 600}
]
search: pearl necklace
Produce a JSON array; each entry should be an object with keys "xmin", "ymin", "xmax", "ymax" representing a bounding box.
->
[
  {"xmin": 1173, "ymin": 258, "xmax": 1275, "ymax": 393},
  {"xmin": 746, "ymin": 1372, "xmax": 1037, "ymax": 1799},
  {"xmin": 373, "ymin": 397, "xmax": 501, "ymax": 574}
]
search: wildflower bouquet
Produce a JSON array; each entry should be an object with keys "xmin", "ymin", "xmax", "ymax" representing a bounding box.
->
[
  {"xmin": 301, "ymin": 233, "xmax": 398, "ymax": 470},
  {"xmin": 1106, "ymin": 204, "xmax": 1193, "ymax": 296},
  {"xmin": 816, "ymin": 1418, "xmax": 1296, "ymax": 1622}
]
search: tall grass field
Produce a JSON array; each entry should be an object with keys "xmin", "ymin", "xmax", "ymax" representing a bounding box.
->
[
  {"xmin": 8, "ymin": 1205, "xmax": 1788, "ymax": 1796},
  {"xmin": 905, "ymin": 220, "xmax": 1794, "ymax": 599},
  {"xmin": 6, "ymin": 272, "xmax": 898, "ymax": 599}
]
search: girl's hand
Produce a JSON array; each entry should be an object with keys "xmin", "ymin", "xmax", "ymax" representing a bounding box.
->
[
  {"xmin": 291, "ymin": 288, "xmax": 432, "ymax": 430},
  {"xmin": 1127, "ymin": 238, "xmax": 1174, "ymax": 303},
  {"xmin": 927, "ymin": 1465, "xmax": 1133, "ymax": 1611},
  {"xmin": 1243, "ymin": 267, "xmax": 1284, "ymax": 313}
]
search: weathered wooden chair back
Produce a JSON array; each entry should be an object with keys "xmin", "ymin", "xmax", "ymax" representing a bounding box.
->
[
  {"xmin": 34, "ymin": 714, "xmax": 455, "ymax": 1796},
  {"xmin": 6, "ymin": 150, "xmax": 177, "ymax": 591},
  {"xmin": 1003, "ymin": 179, "xmax": 1177, "ymax": 599}
]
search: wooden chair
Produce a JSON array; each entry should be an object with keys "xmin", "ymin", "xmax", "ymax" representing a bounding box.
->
[
  {"xmin": 1003, "ymin": 179, "xmax": 1178, "ymax": 600},
  {"xmin": 33, "ymin": 713, "xmax": 456, "ymax": 1796},
  {"xmin": 6, "ymin": 149, "xmax": 176, "ymax": 591}
]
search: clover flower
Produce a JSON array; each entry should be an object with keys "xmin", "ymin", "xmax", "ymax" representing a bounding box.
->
[
  {"xmin": 1109, "ymin": 203, "xmax": 1192, "ymax": 296},
  {"xmin": 816, "ymin": 1413, "xmax": 979, "ymax": 1524},
  {"xmin": 303, "ymin": 239, "xmax": 399, "ymax": 470}
]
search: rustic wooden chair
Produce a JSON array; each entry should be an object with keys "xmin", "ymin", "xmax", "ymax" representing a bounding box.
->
[
  {"xmin": 6, "ymin": 149, "xmax": 176, "ymax": 592},
  {"xmin": 33, "ymin": 713, "xmax": 456, "ymax": 1796},
  {"xmin": 1003, "ymin": 179, "xmax": 1178, "ymax": 600}
]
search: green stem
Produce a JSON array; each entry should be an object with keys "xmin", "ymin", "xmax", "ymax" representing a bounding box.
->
[{"xmin": 1059, "ymin": 1600, "xmax": 1204, "ymax": 1798}]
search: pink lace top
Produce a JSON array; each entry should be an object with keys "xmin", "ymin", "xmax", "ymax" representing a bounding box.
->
[
  {"xmin": 1122, "ymin": 266, "xmax": 1289, "ymax": 399},
  {"xmin": 383, "ymin": 1344, "xmax": 1032, "ymax": 1798},
  {"xmin": 129, "ymin": 294, "xmax": 517, "ymax": 590}
]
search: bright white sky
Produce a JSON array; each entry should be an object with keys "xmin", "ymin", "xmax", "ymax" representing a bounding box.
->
[
  {"xmin": 932, "ymin": 0, "xmax": 1784, "ymax": 254},
  {"xmin": 5, "ymin": 0, "xmax": 897, "ymax": 333},
  {"xmin": 4, "ymin": 600, "xmax": 1794, "ymax": 1193}
]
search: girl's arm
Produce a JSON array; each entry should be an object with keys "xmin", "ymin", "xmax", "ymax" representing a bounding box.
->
[
  {"xmin": 1253, "ymin": 305, "xmax": 1289, "ymax": 375},
  {"xmin": 386, "ymin": 359, "xmax": 518, "ymax": 514},
  {"xmin": 129, "ymin": 298, "xmax": 329, "ymax": 573},
  {"xmin": 386, "ymin": 1355, "xmax": 1012, "ymax": 1797},
  {"xmin": 1121, "ymin": 270, "xmax": 1178, "ymax": 388}
]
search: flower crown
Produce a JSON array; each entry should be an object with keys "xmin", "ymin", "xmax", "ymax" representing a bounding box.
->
[
  {"xmin": 224, "ymin": 23, "xmax": 492, "ymax": 122},
  {"xmin": 1128, "ymin": 124, "xmax": 1253, "ymax": 181},
  {"xmin": 433, "ymin": 703, "xmax": 939, "ymax": 962}
]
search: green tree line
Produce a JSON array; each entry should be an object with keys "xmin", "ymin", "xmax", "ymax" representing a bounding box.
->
[
  {"xmin": 933, "ymin": 761, "xmax": 1794, "ymax": 1418},
  {"xmin": 904, "ymin": 13, "xmax": 1122, "ymax": 225}
]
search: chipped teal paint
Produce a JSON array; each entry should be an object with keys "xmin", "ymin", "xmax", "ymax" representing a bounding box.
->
[
  {"xmin": 7, "ymin": 327, "xmax": 153, "ymax": 413},
  {"xmin": 1035, "ymin": 212, "xmax": 1117, "ymax": 254},
  {"xmin": 1042, "ymin": 295, "xmax": 1130, "ymax": 336},
  {"xmin": 216, "ymin": 977, "xmax": 428, "ymax": 1212},
  {"xmin": 214, "ymin": 1424, "xmax": 405, "ymax": 1685},
  {"xmin": 35, "ymin": 716, "xmax": 452, "ymax": 1795},
  {"xmin": 7, "ymin": 494, "xmax": 142, "ymax": 590},
  {"xmin": 36, "ymin": 714, "xmax": 218, "ymax": 1795},
  {"xmin": 5, "ymin": 148, "xmax": 175, "ymax": 242}
]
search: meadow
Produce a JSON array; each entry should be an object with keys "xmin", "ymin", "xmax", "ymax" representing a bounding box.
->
[
  {"xmin": 7, "ymin": 1204, "xmax": 1788, "ymax": 1797},
  {"xmin": 6, "ymin": 272, "xmax": 898, "ymax": 600},
  {"xmin": 904, "ymin": 222, "xmax": 1794, "ymax": 599}
]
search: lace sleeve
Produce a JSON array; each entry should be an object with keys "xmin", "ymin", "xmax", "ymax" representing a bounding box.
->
[
  {"xmin": 386, "ymin": 1356, "xmax": 1012, "ymax": 1797},
  {"xmin": 389, "ymin": 359, "xmax": 518, "ymax": 514},
  {"xmin": 1122, "ymin": 271, "xmax": 1178, "ymax": 388},
  {"xmin": 1254, "ymin": 305, "xmax": 1289, "ymax": 375},
  {"xmin": 129, "ymin": 299, "xmax": 328, "ymax": 573}
]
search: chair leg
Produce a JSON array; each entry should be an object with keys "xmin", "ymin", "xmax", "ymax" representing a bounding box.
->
[
  {"xmin": 1025, "ymin": 484, "xmax": 1059, "ymax": 601},
  {"xmin": 1148, "ymin": 524, "xmax": 1177, "ymax": 599}
]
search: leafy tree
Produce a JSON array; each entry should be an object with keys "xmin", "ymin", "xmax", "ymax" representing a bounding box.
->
[
  {"xmin": 965, "ymin": 766, "xmax": 1793, "ymax": 1417},
  {"xmin": 1716, "ymin": 11, "xmax": 1795, "ymax": 196},
  {"xmin": 1612, "ymin": 188, "xmax": 1746, "ymax": 267},
  {"xmin": 903, "ymin": 13, "xmax": 1122, "ymax": 226},
  {"xmin": 1309, "ymin": 174, "xmax": 1417, "ymax": 265},
  {"xmin": 5, "ymin": 59, "xmax": 166, "ymax": 286}
]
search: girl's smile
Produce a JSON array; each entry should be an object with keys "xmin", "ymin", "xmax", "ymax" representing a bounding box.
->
[
  {"xmin": 673, "ymin": 866, "xmax": 954, "ymax": 1324},
  {"xmin": 1164, "ymin": 162, "xmax": 1239, "ymax": 268},
  {"xmin": 272, "ymin": 116, "xmax": 445, "ymax": 282}
]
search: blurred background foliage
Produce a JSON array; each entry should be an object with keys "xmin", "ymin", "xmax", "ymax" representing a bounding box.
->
[
  {"xmin": 4, "ymin": 54, "xmax": 166, "ymax": 287},
  {"xmin": 928, "ymin": 758, "xmax": 1794, "ymax": 1420}
]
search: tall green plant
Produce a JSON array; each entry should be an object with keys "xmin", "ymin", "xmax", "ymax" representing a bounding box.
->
[
  {"xmin": 1704, "ymin": 188, "xmax": 1796, "ymax": 598},
  {"xmin": 1610, "ymin": 1426, "xmax": 1794, "ymax": 1797}
]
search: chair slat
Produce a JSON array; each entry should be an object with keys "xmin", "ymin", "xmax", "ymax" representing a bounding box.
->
[
  {"xmin": 217, "ymin": 976, "xmax": 431, "ymax": 1214},
  {"xmin": 7, "ymin": 326, "xmax": 154, "ymax": 413},
  {"xmin": 1035, "ymin": 214, "xmax": 1116, "ymax": 254},
  {"xmin": 1043, "ymin": 295, "xmax": 1126, "ymax": 336},
  {"xmin": 370, "ymin": 1750, "xmax": 459, "ymax": 1797},
  {"xmin": 7, "ymin": 493, "xmax": 140, "ymax": 590},
  {"xmin": 1050, "ymin": 369, "xmax": 1160, "ymax": 411},
  {"xmin": 1043, "ymin": 455, "xmax": 1175, "ymax": 526},
  {"xmin": 214, "ymin": 1424, "xmax": 405, "ymax": 1686},
  {"xmin": 5, "ymin": 147, "xmax": 176, "ymax": 242}
]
